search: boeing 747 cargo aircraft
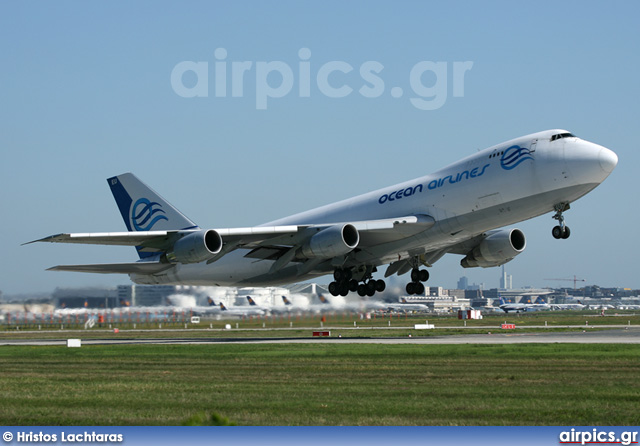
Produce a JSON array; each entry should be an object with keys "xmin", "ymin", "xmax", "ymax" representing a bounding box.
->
[{"xmin": 29, "ymin": 130, "xmax": 617, "ymax": 297}]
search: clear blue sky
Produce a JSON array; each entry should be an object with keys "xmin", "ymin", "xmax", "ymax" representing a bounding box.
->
[{"xmin": 1, "ymin": 1, "xmax": 638, "ymax": 295}]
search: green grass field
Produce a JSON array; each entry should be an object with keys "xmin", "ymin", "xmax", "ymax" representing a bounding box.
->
[{"xmin": 0, "ymin": 343, "xmax": 638, "ymax": 425}]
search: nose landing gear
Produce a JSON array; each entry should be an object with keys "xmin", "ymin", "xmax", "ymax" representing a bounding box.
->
[{"xmin": 552, "ymin": 202, "xmax": 571, "ymax": 239}]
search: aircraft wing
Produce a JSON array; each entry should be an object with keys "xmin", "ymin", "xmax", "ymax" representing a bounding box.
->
[
  {"xmin": 350, "ymin": 214, "xmax": 434, "ymax": 245},
  {"xmin": 27, "ymin": 226, "xmax": 300, "ymax": 256},
  {"xmin": 48, "ymin": 262, "xmax": 174, "ymax": 274},
  {"xmin": 30, "ymin": 215, "xmax": 435, "ymax": 274},
  {"xmin": 216, "ymin": 215, "xmax": 433, "ymax": 250},
  {"xmin": 28, "ymin": 216, "xmax": 432, "ymax": 251},
  {"xmin": 26, "ymin": 231, "xmax": 178, "ymax": 247}
]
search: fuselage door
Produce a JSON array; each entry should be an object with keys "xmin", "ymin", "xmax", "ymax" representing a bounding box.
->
[{"xmin": 530, "ymin": 139, "xmax": 537, "ymax": 152}]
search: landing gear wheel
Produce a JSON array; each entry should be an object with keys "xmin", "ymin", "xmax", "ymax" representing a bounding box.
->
[
  {"xmin": 411, "ymin": 268, "xmax": 429, "ymax": 282},
  {"xmin": 339, "ymin": 284, "xmax": 349, "ymax": 297},
  {"xmin": 406, "ymin": 282, "xmax": 416, "ymax": 295},
  {"xmin": 348, "ymin": 279, "xmax": 359, "ymax": 292},
  {"xmin": 552, "ymin": 225, "xmax": 571, "ymax": 239},
  {"xmin": 375, "ymin": 279, "xmax": 386, "ymax": 292},
  {"xmin": 333, "ymin": 269, "xmax": 351, "ymax": 282},
  {"xmin": 552, "ymin": 202, "xmax": 571, "ymax": 240},
  {"xmin": 406, "ymin": 281, "xmax": 425, "ymax": 295},
  {"xmin": 328, "ymin": 281, "xmax": 339, "ymax": 296},
  {"xmin": 357, "ymin": 284, "xmax": 367, "ymax": 297}
]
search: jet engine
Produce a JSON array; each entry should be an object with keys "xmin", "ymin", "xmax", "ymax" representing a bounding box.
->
[
  {"xmin": 166, "ymin": 229, "xmax": 223, "ymax": 264},
  {"xmin": 460, "ymin": 228, "xmax": 526, "ymax": 268},
  {"xmin": 301, "ymin": 224, "xmax": 359, "ymax": 259}
]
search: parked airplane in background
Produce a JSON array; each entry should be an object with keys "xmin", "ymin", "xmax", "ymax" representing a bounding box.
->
[
  {"xmin": 246, "ymin": 295, "xmax": 301, "ymax": 314},
  {"xmin": 617, "ymin": 304, "xmax": 640, "ymax": 310},
  {"xmin": 551, "ymin": 301, "xmax": 586, "ymax": 310},
  {"xmin": 206, "ymin": 297, "xmax": 264, "ymax": 316},
  {"xmin": 498, "ymin": 297, "xmax": 550, "ymax": 313},
  {"xmin": 214, "ymin": 299, "xmax": 266, "ymax": 317},
  {"xmin": 279, "ymin": 294, "xmax": 339, "ymax": 313},
  {"xmin": 29, "ymin": 130, "xmax": 617, "ymax": 297},
  {"xmin": 586, "ymin": 304, "xmax": 614, "ymax": 310},
  {"xmin": 386, "ymin": 298, "xmax": 430, "ymax": 312},
  {"xmin": 498, "ymin": 297, "xmax": 529, "ymax": 313}
]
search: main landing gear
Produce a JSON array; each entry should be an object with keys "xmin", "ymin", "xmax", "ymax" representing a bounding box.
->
[
  {"xmin": 406, "ymin": 268, "xmax": 429, "ymax": 295},
  {"xmin": 329, "ymin": 262, "xmax": 430, "ymax": 297},
  {"xmin": 328, "ymin": 268, "xmax": 386, "ymax": 297},
  {"xmin": 552, "ymin": 202, "xmax": 571, "ymax": 239}
]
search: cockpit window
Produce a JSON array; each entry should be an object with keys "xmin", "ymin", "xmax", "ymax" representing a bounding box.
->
[{"xmin": 550, "ymin": 132, "xmax": 576, "ymax": 141}]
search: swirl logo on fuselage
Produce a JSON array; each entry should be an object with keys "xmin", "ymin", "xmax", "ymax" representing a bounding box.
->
[
  {"xmin": 500, "ymin": 145, "xmax": 534, "ymax": 170},
  {"xmin": 131, "ymin": 198, "xmax": 168, "ymax": 231}
]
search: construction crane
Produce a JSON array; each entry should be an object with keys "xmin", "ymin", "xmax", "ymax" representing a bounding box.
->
[{"xmin": 544, "ymin": 276, "xmax": 586, "ymax": 289}]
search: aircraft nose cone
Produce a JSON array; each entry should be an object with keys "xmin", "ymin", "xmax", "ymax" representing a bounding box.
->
[{"xmin": 598, "ymin": 147, "xmax": 618, "ymax": 174}]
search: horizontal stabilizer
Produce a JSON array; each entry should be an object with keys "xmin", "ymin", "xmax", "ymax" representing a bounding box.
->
[{"xmin": 47, "ymin": 262, "xmax": 173, "ymax": 274}]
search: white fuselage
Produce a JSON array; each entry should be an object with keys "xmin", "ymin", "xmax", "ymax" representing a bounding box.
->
[{"xmin": 131, "ymin": 130, "xmax": 617, "ymax": 286}]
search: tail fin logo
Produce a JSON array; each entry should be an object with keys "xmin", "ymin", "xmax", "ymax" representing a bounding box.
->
[
  {"xmin": 500, "ymin": 145, "xmax": 534, "ymax": 170},
  {"xmin": 131, "ymin": 198, "xmax": 168, "ymax": 231}
]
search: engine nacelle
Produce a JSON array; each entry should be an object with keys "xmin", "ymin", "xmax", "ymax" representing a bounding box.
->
[
  {"xmin": 460, "ymin": 228, "xmax": 526, "ymax": 268},
  {"xmin": 166, "ymin": 229, "xmax": 223, "ymax": 264},
  {"xmin": 301, "ymin": 224, "xmax": 359, "ymax": 259}
]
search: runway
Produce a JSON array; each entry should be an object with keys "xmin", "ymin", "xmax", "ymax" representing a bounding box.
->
[{"xmin": 2, "ymin": 327, "xmax": 639, "ymax": 346}]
